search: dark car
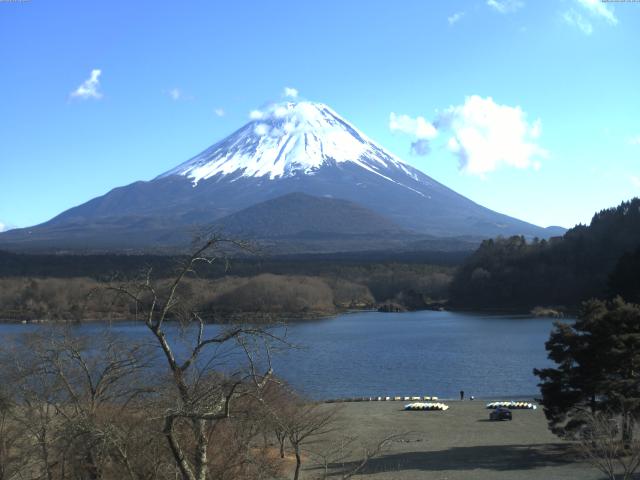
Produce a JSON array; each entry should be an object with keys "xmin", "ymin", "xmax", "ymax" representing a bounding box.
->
[{"xmin": 490, "ymin": 407, "xmax": 512, "ymax": 421}]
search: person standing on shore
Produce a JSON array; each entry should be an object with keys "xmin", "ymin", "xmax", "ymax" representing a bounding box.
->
[{"xmin": 460, "ymin": 390, "xmax": 464, "ymax": 400}]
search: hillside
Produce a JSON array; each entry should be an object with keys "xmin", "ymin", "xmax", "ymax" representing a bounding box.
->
[
  {"xmin": 215, "ymin": 192, "xmax": 402, "ymax": 238},
  {"xmin": 449, "ymin": 198, "xmax": 640, "ymax": 310}
]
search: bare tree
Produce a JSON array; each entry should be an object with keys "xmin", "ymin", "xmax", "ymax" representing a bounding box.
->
[
  {"xmin": 0, "ymin": 388, "xmax": 34, "ymax": 480},
  {"xmin": 0, "ymin": 356, "xmax": 63, "ymax": 480},
  {"xmin": 577, "ymin": 409, "xmax": 640, "ymax": 480},
  {"xmin": 307, "ymin": 433, "xmax": 405, "ymax": 480},
  {"xmin": 282, "ymin": 400, "xmax": 338, "ymax": 480},
  {"xmin": 109, "ymin": 234, "xmax": 282, "ymax": 480},
  {"xmin": 0, "ymin": 233, "xmax": 404, "ymax": 480},
  {"xmin": 12, "ymin": 330, "xmax": 160, "ymax": 480},
  {"xmin": 259, "ymin": 380, "xmax": 406, "ymax": 480}
]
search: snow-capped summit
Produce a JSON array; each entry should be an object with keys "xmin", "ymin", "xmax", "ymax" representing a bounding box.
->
[
  {"xmin": 159, "ymin": 101, "xmax": 420, "ymax": 185},
  {"xmin": 0, "ymin": 100, "xmax": 561, "ymax": 252}
]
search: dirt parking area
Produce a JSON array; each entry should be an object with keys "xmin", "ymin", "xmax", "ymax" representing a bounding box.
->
[{"xmin": 308, "ymin": 400, "xmax": 600, "ymax": 480}]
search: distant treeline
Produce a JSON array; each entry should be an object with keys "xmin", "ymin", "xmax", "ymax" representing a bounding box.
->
[
  {"xmin": 450, "ymin": 198, "xmax": 640, "ymax": 310},
  {"xmin": 0, "ymin": 249, "xmax": 468, "ymax": 279},
  {"xmin": 0, "ymin": 275, "xmax": 356, "ymax": 322},
  {"xmin": 0, "ymin": 263, "xmax": 454, "ymax": 322}
]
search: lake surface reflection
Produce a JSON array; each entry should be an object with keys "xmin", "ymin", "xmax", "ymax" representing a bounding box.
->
[{"xmin": 0, "ymin": 311, "xmax": 560, "ymax": 400}]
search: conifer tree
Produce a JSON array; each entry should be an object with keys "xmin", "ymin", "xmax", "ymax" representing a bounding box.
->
[{"xmin": 535, "ymin": 297, "xmax": 640, "ymax": 441}]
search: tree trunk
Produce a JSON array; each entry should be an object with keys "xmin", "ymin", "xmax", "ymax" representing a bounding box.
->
[
  {"xmin": 194, "ymin": 419, "xmax": 209, "ymax": 480},
  {"xmin": 85, "ymin": 450, "xmax": 100, "ymax": 480},
  {"xmin": 164, "ymin": 417, "xmax": 196, "ymax": 480},
  {"xmin": 622, "ymin": 412, "xmax": 634, "ymax": 449},
  {"xmin": 39, "ymin": 424, "xmax": 54, "ymax": 480},
  {"xmin": 293, "ymin": 445, "xmax": 301, "ymax": 480}
]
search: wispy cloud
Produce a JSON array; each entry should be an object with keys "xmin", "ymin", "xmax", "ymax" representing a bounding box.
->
[
  {"xmin": 70, "ymin": 69, "xmax": 102, "ymax": 100},
  {"xmin": 448, "ymin": 11, "xmax": 465, "ymax": 25},
  {"xmin": 247, "ymin": 103, "xmax": 318, "ymax": 139},
  {"xmin": 389, "ymin": 113, "xmax": 438, "ymax": 139},
  {"xmin": 487, "ymin": 0, "xmax": 524, "ymax": 14},
  {"xmin": 389, "ymin": 112, "xmax": 438, "ymax": 156},
  {"xmin": 166, "ymin": 88, "xmax": 195, "ymax": 101},
  {"xmin": 576, "ymin": 0, "xmax": 617, "ymax": 25},
  {"xmin": 629, "ymin": 135, "xmax": 640, "ymax": 146},
  {"xmin": 631, "ymin": 175, "xmax": 640, "ymax": 188},
  {"xmin": 563, "ymin": 10, "xmax": 593, "ymax": 34},
  {"xmin": 254, "ymin": 123, "xmax": 269, "ymax": 135},
  {"xmin": 390, "ymin": 95, "xmax": 547, "ymax": 176},
  {"xmin": 168, "ymin": 88, "xmax": 183, "ymax": 101},
  {"xmin": 0, "ymin": 221, "xmax": 14, "ymax": 233},
  {"xmin": 214, "ymin": 108, "xmax": 225, "ymax": 117},
  {"xmin": 563, "ymin": 0, "xmax": 617, "ymax": 35},
  {"xmin": 283, "ymin": 87, "xmax": 299, "ymax": 99}
]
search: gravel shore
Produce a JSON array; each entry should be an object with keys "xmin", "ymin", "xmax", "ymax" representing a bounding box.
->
[{"xmin": 311, "ymin": 400, "xmax": 600, "ymax": 480}]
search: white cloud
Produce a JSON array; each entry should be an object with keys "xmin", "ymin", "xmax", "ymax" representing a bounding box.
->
[
  {"xmin": 440, "ymin": 95, "xmax": 547, "ymax": 175},
  {"xmin": 448, "ymin": 137, "xmax": 460, "ymax": 152},
  {"xmin": 389, "ymin": 113, "xmax": 438, "ymax": 157},
  {"xmin": 564, "ymin": 0, "xmax": 617, "ymax": 35},
  {"xmin": 254, "ymin": 123, "xmax": 269, "ymax": 135},
  {"xmin": 575, "ymin": 0, "xmax": 617, "ymax": 25},
  {"xmin": 0, "ymin": 221, "xmax": 14, "ymax": 232},
  {"xmin": 214, "ymin": 108, "xmax": 225, "ymax": 117},
  {"xmin": 389, "ymin": 113, "xmax": 437, "ymax": 139},
  {"xmin": 273, "ymin": 106, "xmax": 289, "ymax": 117},
  {"xmin": 70, "ymin": 69, "xmax": 102, "ymax": 100},
  {"xmin": 168, "ymin": 88, "xmax": 183, "ymax": 101},
  {"xmin": 529, "ymin": 119, "xmax": 542, "ymax": 139},
  {"xmin": 283, "ymin": 87, "xmax": 299, "ymax": 99},
  {"xmin": 448, "ymin": 11, "xmax": 465, "ymax": 25},
  {"xmin": 628, "ymin": 135, "xmax": 640, "ymax": 145},
  {"xmin": 631, "ymin": 176, "xmax": 640, "ymax": 188},
  {"xmin": 487, "ymin": 0, "xmax": 524, "ymax": 14},
  {"xmin": 563, "ymin": 9, "xmax": 593, "ymax": 34},
  {"xmin": 391, "ymin": 95, "xmax": 547, "ymax": 176},
  {"xmin": 248, "ymin": 103, "xmax": 312, "ymax": 139}
]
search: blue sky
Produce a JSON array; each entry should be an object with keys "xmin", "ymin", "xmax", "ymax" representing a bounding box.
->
[{"xmin": 1, "ymin": 0, "xmax": 639, "ymax": 231}]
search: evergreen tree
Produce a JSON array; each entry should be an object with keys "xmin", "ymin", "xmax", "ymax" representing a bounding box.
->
[
  {"xmin": 609, "ymin": 246, "xmax": 640, "ymax": 304},
  {"xmin": 535, "ymin": 298, "xmax": 640, "ymax": 441},
  {"xmin": 450, "ymin": 197, "xmax": 640, "ymax": 309}
]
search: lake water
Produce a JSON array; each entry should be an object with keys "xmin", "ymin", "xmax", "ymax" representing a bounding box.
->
[{"xmin": 0, "ymin": 311, "xmax": 560, "ymax": 400}]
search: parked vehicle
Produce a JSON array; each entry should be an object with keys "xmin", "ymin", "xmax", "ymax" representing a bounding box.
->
[{"xmin": 489, "ymin": 407, "xmax": 512, "ymax": 421}]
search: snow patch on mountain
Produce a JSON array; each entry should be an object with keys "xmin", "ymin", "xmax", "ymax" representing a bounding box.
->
[{"xmin": 158, "ymin": 101, "xmax": 423, "ymax": 189}]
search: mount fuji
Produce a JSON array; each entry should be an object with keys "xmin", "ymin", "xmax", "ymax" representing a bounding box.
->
[{"xmin": 0, "ymin": 101, "xmax": 563, "ymax": 253}]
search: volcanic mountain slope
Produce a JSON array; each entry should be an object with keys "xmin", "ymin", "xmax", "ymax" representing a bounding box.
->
[
  {"xmin": 0, "ymin": 101, "xmax": 562, "ymax": 252},
  {"xmin": 209, "ymin": 193, "xmax": 454, "ymax": 255},
  {"xmin": 215, "ymin": 192, "xmax": 402, "ymax": 238}
]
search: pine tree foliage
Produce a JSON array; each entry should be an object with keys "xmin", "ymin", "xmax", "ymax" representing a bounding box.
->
[{"xmin": 535, "ymin": 298, "xmax": 640, "ymax": 438}]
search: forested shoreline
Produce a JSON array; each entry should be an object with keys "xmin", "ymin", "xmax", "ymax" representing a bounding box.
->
[
  {"xmin": 3, "ymin": 198, "xmax": 640, "ymax": 322},
  {"xmin": 0, "ymin": 264, "xmax": 453, "ymax": 323},
  {"xmin": 449, "ymin": 198, "xmax": 640, "ymax": 312}
]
